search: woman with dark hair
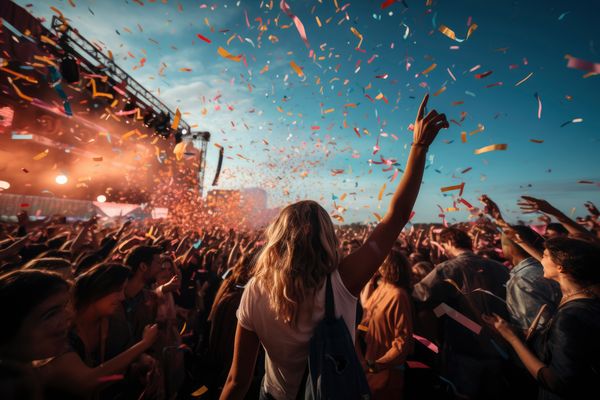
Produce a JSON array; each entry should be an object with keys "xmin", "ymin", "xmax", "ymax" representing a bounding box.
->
[
  {"xmin": 37, "ymin": 263, "xmax": 158, "ymax": 397},
  {"xmin": 484, "ymin": 237, "xmax": 600, "ymax": 399},
  {"xmin": 357, "ymin": 248, "xmax": 414, "ymax": 399},
  {"xmin": 207, "ymin": 248, "xmax": 257, "ymax": 395},
  {"xmin": 0, "ymin": 269, "xmax": 71, "ymax": 362}
]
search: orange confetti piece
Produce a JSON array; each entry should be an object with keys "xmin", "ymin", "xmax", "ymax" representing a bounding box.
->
[
  {"xmin": 433, "ymin": 86, "xmax": 446, "ymax": 96},
  {"xmin": 378, "ymin": 183, "xmax": 387, "ymax": 201},
  {"xmin": 88, "ymin": 78, "xmax": 114, "ymax": 99},
  {"xmin": 290, "ymin": 60, "xmax": 304, "ymax": 77},
  {"xmin": 171, "ymin": 108, "xmax": 181, "ymax": 130},
  {"xmin": 421, "ymin": 63, "xmax": 437, "ymax": 76},
  {"xmin": 440, "ymin": 182, "xmax": 465, "ymax": 195},
  {"xmin": 179, "ymin": 68, "xmax": 192, "ymax": 72},
  {"xmin": 217, "ymin": 47, "xmax": 242, "ymax": 62},
  {"xmin": 474, "ymin": 144, "xmax": 508, "ymax": 155},
  {"xmin": 461, "ymin": 131, "xmax": 467, "ymax": 143},
  {"xmin": 191, "ymin": 385, "xmax": 208, "ymax": 397},
  {"xmin": 33, "ymin": 149, "xmax": 49, "ymax": 160},
  {"xmin": 0, "ymin": 67, "xmax": 38, "ymax": 83},
  {"xmin": 350, "ymin": 27, "xmax": 363, "ymax": 48},
  {"xmin": 373, "ymin": 213, "xmax": 383, "ymax": 222},
  {"xmin": 8, "ymin": 77, "xmax": 34, "ymax": 101},
  {"xmin": 40, "ymin": 35, "xmax": 58, "ymax": 47},
  {"xmin": 468, "ymin": 124, "xmax": 485, "ymax": 136}
]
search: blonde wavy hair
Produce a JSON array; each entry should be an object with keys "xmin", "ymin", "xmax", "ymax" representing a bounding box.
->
[{"xmin": 253, "ymin": 200, "xmax": 340, "ymax": 327}]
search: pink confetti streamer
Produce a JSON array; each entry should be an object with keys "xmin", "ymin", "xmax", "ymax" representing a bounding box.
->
[
  {"xmin": 413, "ymin": 334, "xmax": 439, "ymax": 353},
  {"xmin": 280, "ymin": 0, "xmax": 310, "ymax": 49},
  {"xmin": 565, "ymin": 55, "xmax": 600, "ymax": 74},
  {"xmin": 433, "ymin": 303, "xmax": 482, "ymax": 334}
]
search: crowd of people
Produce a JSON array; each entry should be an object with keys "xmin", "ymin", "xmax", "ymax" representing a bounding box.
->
[{"xmin": 1, "ymin": 95, "xmax": 599, "ymax": 400}]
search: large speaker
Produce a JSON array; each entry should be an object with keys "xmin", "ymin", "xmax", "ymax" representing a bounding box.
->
[{"xmin": 60, "ymin": 56, "xmax": 80, "ymax": 83}]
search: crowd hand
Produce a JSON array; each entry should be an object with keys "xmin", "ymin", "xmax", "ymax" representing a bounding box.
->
[
  {"xmin": 479, "ymin": 194, "xmax": 505, "ymax": 223},
  {"xmin": 518, "ymin": 196, "xmax": 558, "ymax": 215},
  {"xmin": 501, "ymin": 225, "xmax": 524, "ymax": 244},
  {"xmin": 585, "ymin": 201, "xmax": 600, "ymax": 219},
  {"xmin": 482, "ymin": 313, "xmax": 518, "ymax": 343},
  {"xmin": 162, "ymin": 274, "xmax": 181, "ymax": 293},
  {"xmin": 412, "ymin": 94, "xmax": 449, "ymax": 148},
  {"xmin": 141, "ymin": 324, "xmax": 159, "ymax": 349}
]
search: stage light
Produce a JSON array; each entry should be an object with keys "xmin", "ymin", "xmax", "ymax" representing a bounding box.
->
[
  {"xmin": 181, "ymin": 128, "xmax": 188, "ymax": 135},
  {"xmin": 55, "ymin": 175, "xmax": 68, "ymax": 185},
  {"xmin": 0, "ymin": 180, "xmax": 10, "ymax": 190},
  {"xmin": 96, "ymin": 195, "xmax": 107, "ymax": 203}
]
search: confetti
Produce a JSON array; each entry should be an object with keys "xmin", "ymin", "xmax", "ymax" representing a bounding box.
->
[
  {"xmin": 289, "ymin": 61, "xmax": 304, "ymax": 77},
  {"xmin": 534, "ymin": 92, "xmax": 542, "ymax": 119},
  {"xmin": 474, "ymin": 71, "xmax": 493, "ymax": 79},
  {"xmin": 560, "ymin": 117, "xmax": 583, "ymax": 127},
  {"xmin": 350, "ymin": 27, "xmax": 363, "ymax": 49},
  {"xmin": 474, "ymin": 144, "xmax": 508, "ymax": 155},
  {"xmin": 413, "ymin": 334, "xmax": 439, "ymax": 353},
  {"xmin": 433, "ymin": 303, "xmax": 482, "ymax": 334},
  {"xmin": 217, "ymin": 47, "xmax": 242, "ymax": 62},
  {"xmin": 438, "ymin": 23, "xmax": 478, "ymax": 42},
  {"xmin": 280, "ymin": 0, "xmax": 310, "ymax": 49},
  {"xmin": 421, "ymin": 63, "xmax": 437, "ymax": 76},
  {"xmin": 565, "ymin": 55, "xmax": 600, "ymax": 74},
  {"xmin": 33, "ymin": 149, "xmax": 49, "ymax": 160},
  {"xmin": 515, "ymin": 72, "xmax": 534, "ymax": 86},
  {"xmin": 196, "ymin": 33, "xmax": 211, "ymax": 43},
  {"xmin": 11, "ymin": 133, "xmax": 33, "ymax": 140},
  {"xmin": 7, "ymin": 77, "xmax": 34, "ymax": 101},
  {"xmin": 191, "ymin": 385, "xmax": 208, "ymax": 397},
  {"xmin": 0, "ymin": 67, "xmax": 38, "ymax": 83},
  {"xmin": 171, "ymin": 108, "xmax": 181, "ymax": 130},
  {"xmin": 440, "ymin": 182, "xmax": 465, "ymax": 196},
  {"xmin": 377, "ymin": 183, "xmax": 387, "ymax": 201}
]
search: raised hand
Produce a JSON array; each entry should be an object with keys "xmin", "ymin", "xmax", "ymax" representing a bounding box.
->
[
  {"xmin": 585, "ymin": 201, "xmax": 600, "ymax": 218},
  {"xmin": 412, "ymin": 94, "xmax": 449, "ymax": 148},
  {"xmin": 518, "ymin": 196, "xmax": 558, "ymax": 215},
  {"xmin": 480, "ymin": 194, "xmax": 504, "ymax": 222}
]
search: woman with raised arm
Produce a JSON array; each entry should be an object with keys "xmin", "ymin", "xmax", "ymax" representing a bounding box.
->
[
  {"xmin": 484, "ymin": 238, "xmax": 600, "ymax": 399},
  {"xmin": 220, "ymin": 94, "xmax": 448, "ymax": 400}
]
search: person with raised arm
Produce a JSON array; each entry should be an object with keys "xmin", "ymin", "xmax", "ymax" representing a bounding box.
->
[
  {"xmin": 219, "ymin": 94, "xmax": 448, "ymax": 400},
  {"xmin": 484, "ymin": 238, "xmax": 600, "ymax": 399},
  {"xmin": 518, "ymin": 196, "xmax": 598, "ymax": 243}
]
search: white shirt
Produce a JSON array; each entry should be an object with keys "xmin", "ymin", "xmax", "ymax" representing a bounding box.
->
[{"xmin": 237, "ymin": 268, "xmax": 357, "ymax": 400}]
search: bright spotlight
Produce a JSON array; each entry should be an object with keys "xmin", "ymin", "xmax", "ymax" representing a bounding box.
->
[
  {"xmin": 55, "ymin": 175, "xmax": 68, "ymax": 185},
  {"xmin": 181, "ymin": 128, "xmax": 188, "ymax": 135},
  {"xmin": 96, "ymin": 195, "xmax": 107, "ymax": 203}
]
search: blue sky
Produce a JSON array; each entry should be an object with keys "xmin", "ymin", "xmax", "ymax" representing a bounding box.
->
[{"xmin": 14, "ymin": 0, "xmax": 600, "ymax": 223}]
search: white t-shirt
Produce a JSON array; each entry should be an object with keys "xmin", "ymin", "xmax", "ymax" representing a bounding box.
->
[{"xmin": 237, "ymin": 268, "xmax": 357, "ymax": 400}]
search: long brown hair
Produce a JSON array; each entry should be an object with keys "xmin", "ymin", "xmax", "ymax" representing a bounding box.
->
[{"xmin": 253, "ymin": 200, "xmax": 340, "ymax": 327}]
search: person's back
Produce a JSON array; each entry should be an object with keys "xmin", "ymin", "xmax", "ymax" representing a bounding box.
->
[
  {"xmin": 220, "ymin": 94, "xmax": 449, "ymax": 400},
  {"xmin": 412, "ymin": 228, "xmax": 510, "ymax": 398},
  {"xmin": 238, "ymin": 270, "xmax": 356, "ymax": 400}
]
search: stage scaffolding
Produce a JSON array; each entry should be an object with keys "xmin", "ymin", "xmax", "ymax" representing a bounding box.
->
[{"xmin": 48, "ymin": 15, "xmax": 210, "ymax": 196}]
